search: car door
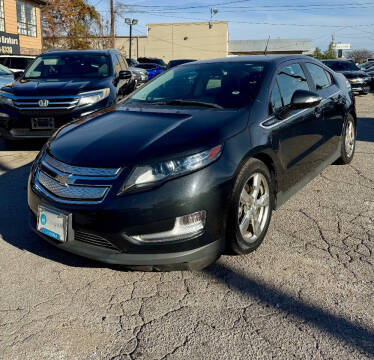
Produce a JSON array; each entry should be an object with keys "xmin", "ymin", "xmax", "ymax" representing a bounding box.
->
[
  {"xmin": 304, "ymin": 62, "xmax": 345, "ymax": 159},
  {"xmin": 268, "ymin": 62, "xmax": 325, "ymax": 191}
]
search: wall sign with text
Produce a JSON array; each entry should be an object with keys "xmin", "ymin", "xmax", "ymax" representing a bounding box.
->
[{"xmin": 0, "ymin": 32, "xmax": 20, "ymax": 55}]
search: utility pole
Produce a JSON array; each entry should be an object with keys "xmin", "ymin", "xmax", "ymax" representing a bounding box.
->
[{"xmin": 110, "ymin": 0, "xmax": 115, "ymax": 48}]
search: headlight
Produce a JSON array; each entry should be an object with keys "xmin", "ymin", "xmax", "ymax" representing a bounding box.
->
[
  {"xmin": 349, "ymin": 78, "xmax": 363, "ymax": 84},
  {"xmin": 78, "ymin": 88, "xmax": 110, "ymax": 107},
  {"xmin": 120, "ymin": 144, "xmax": 223, "ymax": 194},
  {"xmin": 0, "ymin": 90, "xmax": 14, "ymax": 106}
]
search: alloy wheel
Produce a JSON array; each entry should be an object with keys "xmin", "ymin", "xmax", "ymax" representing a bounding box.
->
[
  {"xmin": 238, "ymin": 172, "xmax": 270, "ymax": 244},
  {"xmin": 345, "ymin": 120, "xmax": 355, "ymax": 158}
]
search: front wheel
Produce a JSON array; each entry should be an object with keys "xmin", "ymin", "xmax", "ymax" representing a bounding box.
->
[
  {"xmin": 227, "ymin": 158, "xmax": 274, "ymax": 255},
  {"xmin": 335, "ymin": 115, "xmax": 356, "ymax": 165}
]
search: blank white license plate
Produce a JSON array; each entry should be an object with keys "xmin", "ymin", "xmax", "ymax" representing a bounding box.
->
[
  {"xmin": 31, "ymin": 118, "xmax": 55, "ymax": 130},
  {"xmin": 37, "ymin": 206, "xmax": 68, "ymax": 242}
]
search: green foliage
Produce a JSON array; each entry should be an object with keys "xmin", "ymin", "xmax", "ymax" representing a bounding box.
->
[
  {"xmin": 313, "ymin": 42, "xmax": 337, "ymax": 60},
  {"xmin": 323, "ymin": 42, "xmax": 337, "ymax": 60},
  {"xmin": 313, "ymin": 47, "xmax": 324, "ymax": 59}
]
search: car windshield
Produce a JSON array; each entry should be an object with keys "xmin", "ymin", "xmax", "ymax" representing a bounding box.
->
[
  {"xmin": 324, "ymin": 61, "xmax": 359, "ymax": 71},
  {"xmin": 24, "ymin": 54, "xmax": 112, "ymax": 79},
  {"xmin": 0, "ymin": 64, "xmax": 12, "ymax": 75},
  {"xmin": 127, "ymin": 61, "xmax": 267, "ymax": 109}
]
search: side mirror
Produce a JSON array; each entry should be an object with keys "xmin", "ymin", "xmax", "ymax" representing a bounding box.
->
[
  {"xmin": 119, "ymin": 70, "xmax": 132, "ymax": 80},
  {"xmin": 291, "ymin": 89, "xmax": 322, "ymax": 109},
  {"xmin": 275, "ymin": 90, "xmax": 322, "ymax": 120},
  {"xmin": 13, "ymin": 71, "xmax": 24, "ymax": 80}
]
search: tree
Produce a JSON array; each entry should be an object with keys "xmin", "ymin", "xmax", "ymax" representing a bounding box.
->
[
  {"xmin": 347, "ymin": 49, "xmax": 374, "ymax": 64},
  {"xmin": 323, "ymin": 41, "xmax": 337, "ymax": 59},
  {"xmin": 43, "ymin": 0, "xmax": 101, "ymax": 50},
  {"xmin": 313, "ymin": 47, "xmax": 324, "ymax": 59}
]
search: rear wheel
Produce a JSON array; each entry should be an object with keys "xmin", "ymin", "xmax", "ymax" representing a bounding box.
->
[
  {"xmin": 335, "ymin": 115, "xmax": 356, "ymax": 165},
  {"xmin": 227, "ymin": 158, "xmax": 274, "ymax": 254}
]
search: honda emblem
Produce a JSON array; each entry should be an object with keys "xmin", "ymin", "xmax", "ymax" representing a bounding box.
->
[{"xmin": 38, "ymin": 99, "xmax": 49, "ymax": 107}]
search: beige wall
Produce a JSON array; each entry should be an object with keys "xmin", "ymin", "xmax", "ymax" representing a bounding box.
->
[
  {"xmin": 115, "ymin": 21, "xmax": 228, "ymax": 62},
  {"xmin": 3, "ymin": 0, "xmax": 43, "ymax": 55}
]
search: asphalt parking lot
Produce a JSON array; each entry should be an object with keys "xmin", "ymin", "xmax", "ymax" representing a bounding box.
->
[{"xmin": 1, "ymin": 93, "xmax": 374, "ymax": 360}]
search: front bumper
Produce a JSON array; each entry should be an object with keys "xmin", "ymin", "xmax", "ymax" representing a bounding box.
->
[
  {"xmin": 350, "ymin": 81, "xmax": 370, "ymax": 93},
  {"xmin": 0, "ymin": 102, "xmax": 111, "ymax": 140},
  {"xmin": 27, "ymin": 156, "xmax": 232, "ymax": 267}
]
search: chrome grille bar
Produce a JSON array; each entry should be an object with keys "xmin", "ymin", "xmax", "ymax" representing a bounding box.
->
[
  {"xmin": 38, "ymin": 170, "xmax": 109, "ymax": 200},
  {"xmin": 44, "ymin": 153, "xmax": 121, "ymax": 177}
]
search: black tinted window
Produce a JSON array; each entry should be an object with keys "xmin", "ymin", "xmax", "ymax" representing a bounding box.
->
[
  {"xmin": 277, "ymin": 63, "xmax": 309, "ymax": 106},
  {"xmin": 9, "ymin": 58, "xmax": 32, "ymax": 69},
  {"xmin": 270, "ymin": 82, "xmax": 283, "ymax": 113},
  {"xmin": 0, "ymin": 58, "xmax": 8, "ymax": 66},
  {"xmin": 323, "ymin": 61, "xmax": 359, "ymax": 71},
  {"xmin": 306, "ymin": 63, "xmax": 332, "ymax": 90}
]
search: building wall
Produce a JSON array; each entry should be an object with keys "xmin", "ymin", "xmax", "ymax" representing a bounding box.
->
[
  {"xmin": 3, "ymin": 0, "xmax": 43, "ymax": 55},
  {"xmin": 115, "ymin": 21, "xmax": 228, "ymax": 62}
]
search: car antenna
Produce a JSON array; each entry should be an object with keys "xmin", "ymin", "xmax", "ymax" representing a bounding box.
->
[{"xmin": 264, "ymin": 36, "xmax": 270, "ymax": 55}]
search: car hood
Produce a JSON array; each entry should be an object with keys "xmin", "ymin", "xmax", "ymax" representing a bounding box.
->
[
  {"xmin": 338, "ymin": 70, "xmax": 370, "ymax": 79},
  {"xmin": 48, "ymin": 105, "xmax": 249, "ymax": 168},
  {"xmin": 3, "ymin": 78, "xmax": 111, "ymax": 96}
]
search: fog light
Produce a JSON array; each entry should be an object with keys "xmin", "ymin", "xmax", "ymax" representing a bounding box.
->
[
  {"xmin": 0, "ymin": 113, "xmax": 10, "ymax": 118},
  {"xmin": 132, "ymin": 211, "xmax": 206, "ymax": 242}
]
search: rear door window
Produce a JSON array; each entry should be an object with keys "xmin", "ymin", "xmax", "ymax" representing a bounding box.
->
[
  {"xmin": 276, "ymin": 63, "xmax": 310, "ymax": 106},
  {"xmin": 305, "ymin": 63, "xmax": 332, "ymax": 90}
]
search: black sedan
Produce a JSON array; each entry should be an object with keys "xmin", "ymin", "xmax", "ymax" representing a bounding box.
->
[
  {"xmin": 322, "ymin": 59, "xmax": 371, "ymax": 94},
  {"xmin": 28, "ymin": 55, "xmax": 356, "ymax": 270}
]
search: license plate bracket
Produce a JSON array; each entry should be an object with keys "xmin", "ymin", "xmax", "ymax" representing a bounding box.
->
[
  {"xmin": 31, "ymin": 118, "xmax": 55, "ymax": 130},
  {"xmin": 37, "ymin": 205, "xmax": 69, "ymax": 242}
]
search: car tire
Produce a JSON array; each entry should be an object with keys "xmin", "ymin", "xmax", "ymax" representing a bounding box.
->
[
  {"xmin": 335, "ymin": 114, "xmax": 356, "ymax": 165},
  {"xmin": 227, "ymin": 158, "xmax": 274, "ymax": 255}
]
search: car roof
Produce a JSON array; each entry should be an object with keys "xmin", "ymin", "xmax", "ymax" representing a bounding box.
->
[
  {"xmin": 188, "ymin": 55, "xmax": 317, "ymax": 66},
  {"xmin": 0, "ymin": 54, "xmax": 36, "ymax": 58},
  {"xmin": 41, "ymin": 49, "xmax": 119, "ymax": 56}
]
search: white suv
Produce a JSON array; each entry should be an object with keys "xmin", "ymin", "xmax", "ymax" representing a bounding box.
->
[{"xmin": 0, "ymin": 55, "xmax": 36, "ymax": 72}]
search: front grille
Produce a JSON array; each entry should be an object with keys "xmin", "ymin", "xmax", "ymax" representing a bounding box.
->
[
  {"xmin": 44, "ymin": 153, "xmax": 120, "ymax": 177},
  {"xmin": 13, "ymin": 96, "xmax": 79, "ymax": 110},
  {"xmin": 75, "ymin": 231, "xmax": 119, "ymax": 251},
  {"xmin": 38, "ymin": 170, "xmax": 109, "ymax": 200},
  {"xmin": 34, "ymin": 152, "xmax": 122, "ymax": 204}
]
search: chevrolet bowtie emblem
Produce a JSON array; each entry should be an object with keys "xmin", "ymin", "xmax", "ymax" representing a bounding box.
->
[{"xmin": 55, "ymin": 175, "xmax": 72, "ymax": 187}]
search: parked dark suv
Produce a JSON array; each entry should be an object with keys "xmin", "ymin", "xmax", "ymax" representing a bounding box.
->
[
  {"xmin": 0, "ymin": 49, "xmax": 134, "ymax": 142},
  {"xmin": 322, "ymin": 59, "xmax": 371, "ymax": 95},
  {"xmin": 28, "ymin": 55, "xmax": 356, "ymax": 270}
]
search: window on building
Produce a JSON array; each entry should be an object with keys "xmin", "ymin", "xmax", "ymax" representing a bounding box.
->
[
  {"xmin": 0, "ymin": 0, "xmax": 5, "ymax": 32},
  {"xmin": 17, "ymin": 0, "xmax": 37, "ymax": 37}
]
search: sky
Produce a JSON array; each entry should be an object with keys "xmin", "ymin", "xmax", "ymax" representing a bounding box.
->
[{"xmin": 89, "ymin": 0, "xmax": 374, "ymax": 52}]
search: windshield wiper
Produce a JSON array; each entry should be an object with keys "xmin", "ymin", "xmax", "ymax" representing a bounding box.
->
[{"xmin": 147, "ymin": 99, "xmax": 223, "ymax": 109}]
